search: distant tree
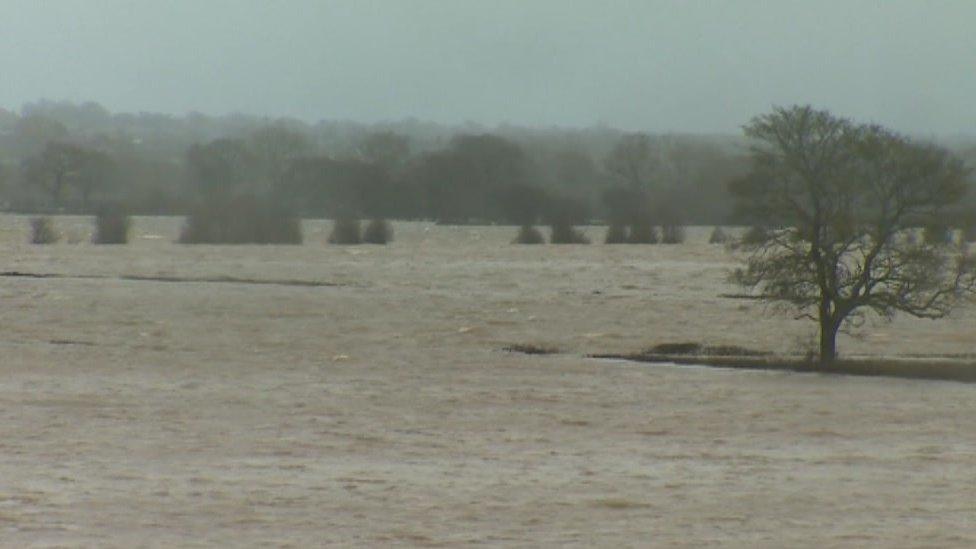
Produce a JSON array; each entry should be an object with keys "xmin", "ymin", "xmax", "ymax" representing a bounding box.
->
[
  {"xmin": 73, "ymin": 148, "xmax": 116, "ymax": 211},
  {"xmin": 656, "ymin": 198, "xmax": 686, "ymax": 244},
  {"xmin": 23, "ymin": 142, "xmax": 85, "ymax": 207},
  {"xmin": 281, "ymin": 156, "xmax": 388, "ymax": 218},
  {"xmin": 604, "ymin": 132, "xmax": 657, "ymax": 188},
  {"xmin": 544, "ymin": 195, "xmax": 590, "ymax": 244},
  {"xmin": 248, "ymin": 125, "xmax": 312, "ymax": 188},
  {"xmin": 0, "ymin": 107, "xmax": 17, "ymax": 134},
  {"xmin": 494, "ymin": 183, "xmax": 548, "ymax": 243},
  {"xmin": 13, "ymin": 115, "xmax": 69, "ymax": 157},
  {"xmin": 414, "ymin": 134, "xmax": 530, "ymax": 223},
  {"xmin": 22, "ymin": 100, "xmax": 112, "ymax": 132},
  {"xmin": 23, "ymin": 141, "xmax": 117, "ymax": 211},
  {"xmin": 730, "ymin": 106, "xmax": 975, "ymax": 364},
  {"xmin": 602, "ymin": 186, "xmax": 656, "ymax": 243},
  {"xmin": 358, "ymin": 131, "xmax": 410, "ymax": 172},
  {"xmin": 185, "ymin": 138, "xmax": 253, "ymax": 194},
  {"xmin": 552, "ymin": 148, "xmax": 601, "ymax": 188},
  {"xmin": 494, "ymin": 183, "xmax": 548, "ymax": 226}
]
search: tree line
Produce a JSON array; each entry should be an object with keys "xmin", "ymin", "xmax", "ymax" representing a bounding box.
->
[{"xmin": 0, "ymin": 100, "xmax": 757, "ymax": 224}]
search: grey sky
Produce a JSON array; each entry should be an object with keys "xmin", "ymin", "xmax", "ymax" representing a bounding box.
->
[{"xmin": 1, "ymin": 0, "xmax": 973, "ymax": 134}]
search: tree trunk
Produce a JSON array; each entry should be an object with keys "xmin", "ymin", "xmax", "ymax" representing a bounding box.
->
[
  {"xmin": 818, "ymin": 297, "xmax": 839, "ymax": 365},
  {"xmin": 818, "ymin": 312, "xmax": 839, "ymax": 365},
  {"xmin": 819, "ymin": 323, "xmax": 838, "ymax": 365}
]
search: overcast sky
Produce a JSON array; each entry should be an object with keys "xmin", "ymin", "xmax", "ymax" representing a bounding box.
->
[{"xmin": 0, "ymin": 1, "xmax": 973, "ymax": 134}]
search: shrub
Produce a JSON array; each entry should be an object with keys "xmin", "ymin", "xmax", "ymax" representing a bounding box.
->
[
  {"xmin": 741, "ymin": 225, "xmax": 769, "ymax": 245},
  {"xmin": 550, "ymin": 222, "xmax": 589, "ymax": 244},
  {"xmin": 627, "ymin": 223, "xmax": 658, "ymax": 244},
  {"xmin": 92, "ymin": 207, "xmax": 130, "ymax": 244},
  {"xmin": 513, "ymin": 225, "xmax": 545, "ymax": 244},
  {"xmin": 605, "ymin": 223, "xmax": 628, "ymax": 244},
  {"xmin": 180, "ymin": 195, "xmax": 302, "ymax": 244},
  {"xmin": 328, "ymin": 218, "xmax": 362, "ymax": 245},
  {"xmin": 709, "ymin": 226, "xmax": 730, "ymax": 244},
  {"xmin": 362, "ymin": 218, "xmax": 393, "ymax": 244},
  {"xmin": 660, "ymin": 224, "xmax": 686, "ymax": 244},
  {"xmin": 29, "ymin": 217, "xmax": 59, "ymax": 244}
]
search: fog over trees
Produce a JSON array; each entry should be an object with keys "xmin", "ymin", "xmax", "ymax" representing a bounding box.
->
[
  {"xmin": 0, "ymin": 99, "xmax": 752, "ymax": 223},
  {"xmin": 1, "ymin": 99, "xmax": 974, "ymax": 229}
]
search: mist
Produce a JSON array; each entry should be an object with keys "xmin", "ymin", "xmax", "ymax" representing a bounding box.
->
[{"xmin": 2, "ymin": 1, "xmax": 974, "ymax": 135}]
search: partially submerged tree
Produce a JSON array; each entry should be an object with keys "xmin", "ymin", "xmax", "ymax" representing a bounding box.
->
[
  {"xmin": 602, "ymin": 187, "xmax": 655, "ymax": 243},
  {"xmin": 730, "ymin": 106, "xmax": 975, "ymax": 364},
  {"xmin": 544, "ymin": 195, "xmax": 590, "ymax": 244},
  {"xmin": 92, "ymin": 204, "xmax": 131, "ymax": 244},
  {"xmin": 494, "ymin": 183, "xmax": 548, "ymax": 244}
]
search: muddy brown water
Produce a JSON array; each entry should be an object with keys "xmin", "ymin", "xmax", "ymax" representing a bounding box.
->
[{"xmin": 1, "ymin": 216, "xmax": 974, "ymax": 547}]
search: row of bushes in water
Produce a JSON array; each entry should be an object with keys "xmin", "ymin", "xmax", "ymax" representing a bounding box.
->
[
  {"xmin": 28, "ymin": 213, "xmax": 394, "ymax": 246},
  {"xmin": 514, "ymin": 222, "xmax": 689, "ymax": 244},
  {"xmin": 27, "ymin": 214, "xmax": 976, "ymax": 247},
  {"xmin": 30, "ymin": 209, "xmax": 131, "ymax": 245}
]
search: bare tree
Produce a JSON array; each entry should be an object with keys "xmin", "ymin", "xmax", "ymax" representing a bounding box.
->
[{"xmin": 730, "ymin": 106, "xmax": 975, "ymax": 364}]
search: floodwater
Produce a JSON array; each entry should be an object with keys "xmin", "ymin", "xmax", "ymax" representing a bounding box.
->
[{"xmin": 1, "ymin": 216, "xmax": 974, "ymax": 547}]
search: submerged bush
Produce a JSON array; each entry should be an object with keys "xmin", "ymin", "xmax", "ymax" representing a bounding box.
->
[
  {"xmin": 362, "ymin": 218, "xmax": 393, "ymax": 244},
  {"xmin": 513, "ymin": 225, "xmax": 545, "ymax": 244},
  {"xmin": 708, "ymin": 226, "xmax": 730, "ymax": 244},
  {"xmin": 660, "ymin": 224, "xmax": 686, "ymax": 244},
  {"xmin": 92, "ymin": 206, "xmax": 130, "ymax": 244},
  {"xmin": 627, "ymin": 223, "xmax": 658, "ymax": 244},
  {"xmin": 180, "ymin": 195, "xmax": 302, "ymax": 244},
  {"xmin": 543, "ymin": 195, "xmax": 590, "ymax": 244},
  {"xmin": 550, "ymin": 222, "xmax": 589, "ymax": 244},
  {"xmin": 604, "ymin": 223, "xmax": 628, "ymax": 244},
  {"xmin": 30, "ymin": 217, "xmax": 59, "ymax": 244},
  {"xmin": 741, "ymin": 225, "xmax": 769, "ymax": 245},
  {"xmin": 328, "ymin": 218, "xmax": 362, "ymax": 245}
]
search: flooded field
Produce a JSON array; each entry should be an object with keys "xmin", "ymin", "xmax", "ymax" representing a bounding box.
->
[{"xmin": 1, "ymin": 215, "xmax": 974, "ymax": 547}]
